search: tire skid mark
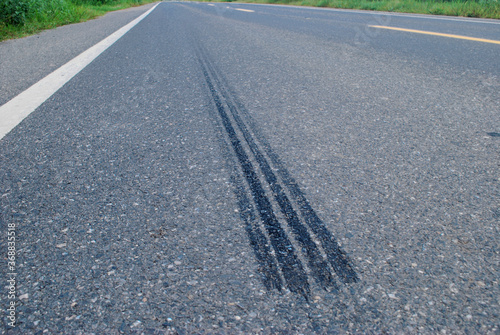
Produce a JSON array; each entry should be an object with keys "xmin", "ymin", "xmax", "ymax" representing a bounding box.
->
[
  {"xmin": 200, "ymin": 51, "xmax": 339, "ymax": 292},
  {"xmin": 229, "ymin": 104, "xmax": 358, "ymax": 284},
  {"xmin": 197, "ymin": 48, "xmax": 310, "ymax": 297},
  {"xmin": 205, "ymin": 89, "xmax": 283, "ymax": 291},
  {"xmin": 196, "ymin": 44, "xmax": 358, "ymax": 296},
  {"xmin": 202, "ymin": 57, "xmax": 359, "ymax": 285},
  {"xmin": 230, "ymin": 169, "xmax": 284, "ymax": 291}
]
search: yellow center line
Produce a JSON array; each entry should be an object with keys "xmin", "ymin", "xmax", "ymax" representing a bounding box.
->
[
  {"xmin": 369, "ymin": 25, "xmax": 500, "ymax": 45},
  {"xmin": 234, "ymin": 8, "xmax": 255, "ymax": 13}
]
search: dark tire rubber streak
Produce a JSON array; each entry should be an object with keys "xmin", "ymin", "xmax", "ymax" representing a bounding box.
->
[
  {"xmin": 231, "ymin": 172, "xmax": 284, "ymax": 292},
  {"xmin": 203, "ymin": 59, "xmax": 359, "ymax": 285},
  {"xmin": 235, "ymin": 111, "xmax": 359, "ymax": 284},
  {"xmin": 197, "ymin": 48, "xmax": 310, "ymax": 297},
  {"xmin": 202, "ymin": 77, "xmax": 284, "ymax": 292},
  {"xmin": 196, "ymin": 41, "xmax": 358, "ymax": 296},
  {"xmin": 199, "ymin": 50, "xmax": 339, "ymax": 292}
]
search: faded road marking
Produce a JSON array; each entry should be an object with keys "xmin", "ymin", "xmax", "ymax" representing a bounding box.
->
[
  {"xmin": 234, "ymin": 8, "xmax": 255, "ymax": 13},
  {"xmin": 369, "ymin": 25, "xmax": 500, "ymax": 45}
]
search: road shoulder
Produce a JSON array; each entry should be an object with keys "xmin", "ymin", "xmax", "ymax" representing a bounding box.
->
[{"xmin": 0, "ymin": 2, "xmax": 157, "ymax": 107}]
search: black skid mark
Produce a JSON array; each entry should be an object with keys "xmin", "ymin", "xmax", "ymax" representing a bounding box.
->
[{"xmin": 196, "ymin": 43, "xmax": 358, "ymax": 297}]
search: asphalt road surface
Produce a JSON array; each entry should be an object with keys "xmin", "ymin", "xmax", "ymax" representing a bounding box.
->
[{"xmin": 1, "ymin": 2, "xmax": 499, "ymax": 333}]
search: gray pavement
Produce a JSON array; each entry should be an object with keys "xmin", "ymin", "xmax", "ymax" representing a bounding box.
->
[
  {"xmin": 0, "ymin": 2, "xmax": 157, "ymax": 106},
  {"xmin": 1, "ymin": 2, "xmax": 499, "ymax": 333}
]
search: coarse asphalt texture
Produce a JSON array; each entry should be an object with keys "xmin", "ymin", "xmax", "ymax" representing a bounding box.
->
[
  {"xmin": 0, "ymin": 2, "xmax": 158, "ymax": 107},
  {"xmin": 1, "ymin": 2, "xmax": 499, "ymax": 333}
]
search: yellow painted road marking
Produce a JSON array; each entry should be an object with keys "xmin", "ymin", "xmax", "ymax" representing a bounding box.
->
[
  {"xmin": 234, "ymin": 8, "xmax": 255, "ymax": 13},
  {"xmin": 369, "ymin": 25, "xmax": 500, "ymax": 45}
]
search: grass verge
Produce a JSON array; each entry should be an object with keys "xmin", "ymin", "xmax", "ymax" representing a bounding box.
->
[
  {"xmin": 203, "ymin": 0, "xmax": 500, "ymax": 19},
  {"xmin": 0, "ymin": 0, "xmax": 158, "ymax": 42}
]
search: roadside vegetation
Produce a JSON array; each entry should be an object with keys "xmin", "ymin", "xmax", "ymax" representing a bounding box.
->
[
  {"xmin": 210, "ymin": 0, "xmax": 500, "ymax": 19},
  {"xmin": 0, "ymin": 0, "xmax": 157, "ymax": 42}
]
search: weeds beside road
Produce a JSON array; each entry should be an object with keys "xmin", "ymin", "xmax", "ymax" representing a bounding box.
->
[{"xmin": 0, "ymin": 0, "xmax": 157, "ymax": 42}]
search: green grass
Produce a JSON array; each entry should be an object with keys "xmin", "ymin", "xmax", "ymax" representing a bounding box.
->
[
  {"xmin": 0, "ymin": 0, "xmax": 158, "ymax": 42},
  {"xmin": 200, "ymin": 0, "xmax": 500, "ymax": 19}
]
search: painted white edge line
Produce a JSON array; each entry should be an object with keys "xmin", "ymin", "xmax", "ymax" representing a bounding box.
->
[{"xmin": 0, "ymin": 2, "xmax": 160, "ymax": 141}]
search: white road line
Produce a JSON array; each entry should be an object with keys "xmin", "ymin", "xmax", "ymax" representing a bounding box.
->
[
  {"xmin": 0, "ymin": 3, "xmax": 160, "ymax": 140},
  {"xmin": 234, "ymin": 8, "xmax": 255, "ymax": 13}
]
